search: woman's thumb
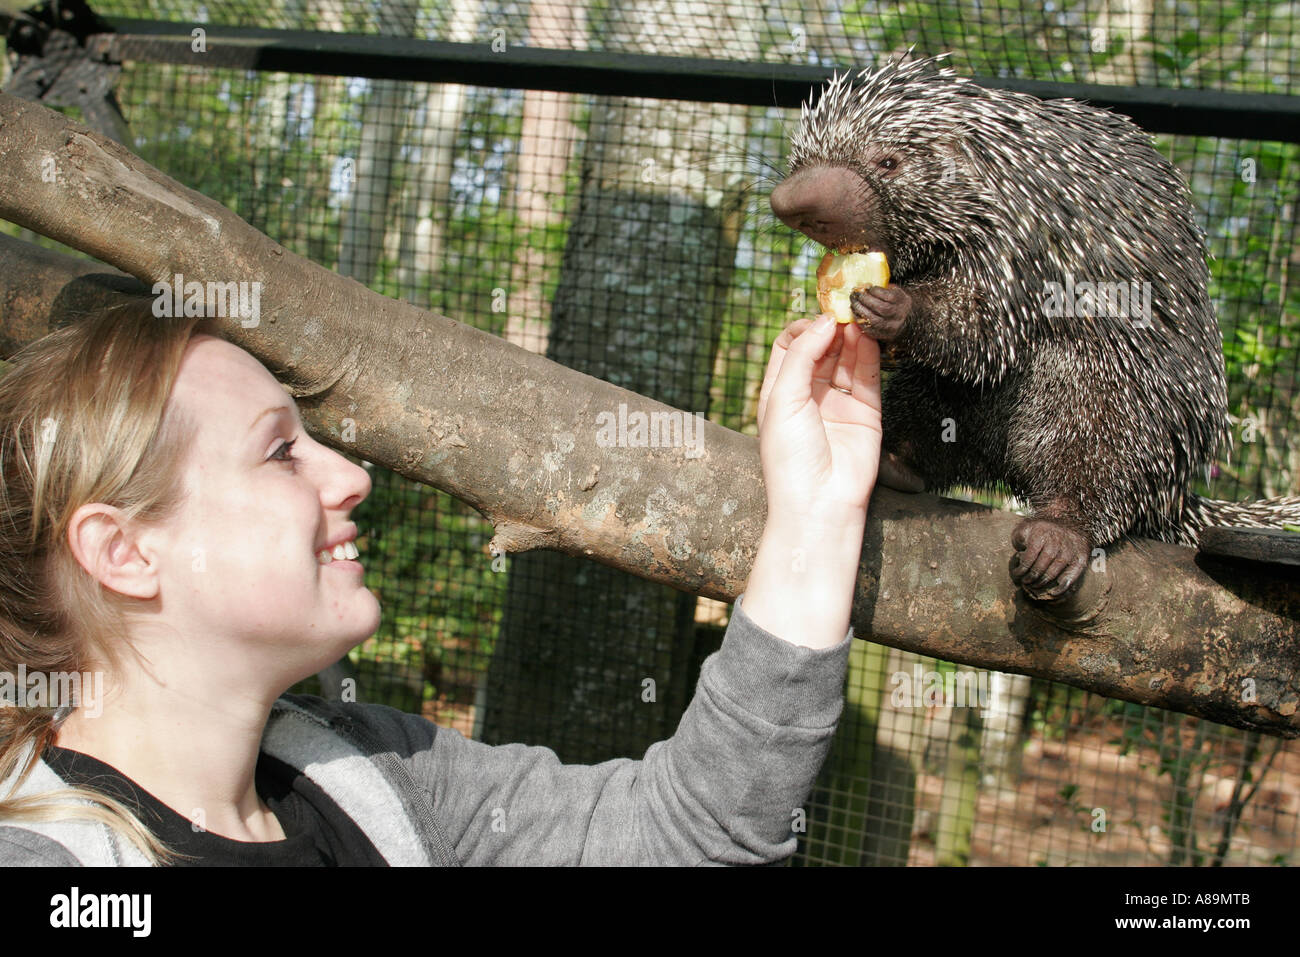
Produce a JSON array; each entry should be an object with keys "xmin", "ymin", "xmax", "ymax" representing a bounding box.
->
[{"xmin": 778, "ymin": 314, "xmax": 837, "ymax": 386}]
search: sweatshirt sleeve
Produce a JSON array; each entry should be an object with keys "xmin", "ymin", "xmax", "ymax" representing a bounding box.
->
[{"xmin": 414, "ymin": 595, "xmax": 852, "ymax": 865}]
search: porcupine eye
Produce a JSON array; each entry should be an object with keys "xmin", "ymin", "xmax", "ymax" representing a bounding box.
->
[{"xmin": 877, "ymin": 157, "xmax": 899, "ymax": 173}]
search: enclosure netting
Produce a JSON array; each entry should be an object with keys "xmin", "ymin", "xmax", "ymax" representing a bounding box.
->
[{"xmin": 2, "ymin": 0, "xmax": 1297, "ymax": 865}]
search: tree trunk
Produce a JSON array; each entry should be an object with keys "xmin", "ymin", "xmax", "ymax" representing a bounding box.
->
[
  {"xmin": 479, "ymin": 1, "xmax": 758, "ymax": 763},
  {"xmin": 932, "ymin": 694, "xmax": 981, "ymax": 866},
  {"xmin": 980, "ymin": 671, "xmax": 1033, "ymax": 791},
  {"xmin": 394, "ymin": 0, "xmax": 482, "ymax": 306},
  {"xmin": 337, "ymin": 0, "xmax": 419, "ymax": 288},
  {"xmin": 800, "ymin": 641, "xmax": 920, "ymax": 866},
  {"xmin": 499, "ymin": 0, "xmax": 583, "ymax": 353}
]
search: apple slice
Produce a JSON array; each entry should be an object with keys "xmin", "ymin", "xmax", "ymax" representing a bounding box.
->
[{"xmin": 816, "ymin": 251, "xmax": 891, "ymax": 323}]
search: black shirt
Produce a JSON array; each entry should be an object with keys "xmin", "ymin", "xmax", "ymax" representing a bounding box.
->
[{"xmin": 42, "ymin": 744, "xmax": 388, "ymax": 866}]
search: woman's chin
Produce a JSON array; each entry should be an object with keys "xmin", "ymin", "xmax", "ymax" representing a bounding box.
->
[{"xmin": 285, "ymin": 602, "xmax": 382, "ymax": 694}]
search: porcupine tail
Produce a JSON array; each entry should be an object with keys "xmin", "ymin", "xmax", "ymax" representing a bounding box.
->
[{"xmin": 1183, "ymin": 494, "xmax": 1300, "ymax": 544}]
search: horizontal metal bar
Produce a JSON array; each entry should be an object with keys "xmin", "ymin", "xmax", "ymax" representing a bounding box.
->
[{"xmin": 26, "ymin": 15, "xmax": 1297, "ymax": 142}]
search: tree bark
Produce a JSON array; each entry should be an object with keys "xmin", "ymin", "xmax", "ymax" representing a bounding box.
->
[{"xmin": 0, "ymin": 93, "xmax": 1297, "ymax": 739}]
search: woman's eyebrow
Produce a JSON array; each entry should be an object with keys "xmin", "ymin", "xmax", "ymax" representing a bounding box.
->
[{"xmin": 248, "ymin": 404, "xmax": 297, "ymax": 432}]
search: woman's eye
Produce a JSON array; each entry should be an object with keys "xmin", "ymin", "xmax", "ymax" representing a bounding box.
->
[{"xmin": 271, "ymin": 437, "xmax": 299, "ymax": 464}]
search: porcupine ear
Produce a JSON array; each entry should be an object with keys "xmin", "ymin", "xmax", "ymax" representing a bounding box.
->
[{"xmin": 932, "ymin": 137, "xmax": 968, "ymax": 181}]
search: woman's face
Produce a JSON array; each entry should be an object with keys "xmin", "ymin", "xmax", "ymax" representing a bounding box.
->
[{"xmin": 148, "ymin": 334, "xmax": 381, "ymax": 691}]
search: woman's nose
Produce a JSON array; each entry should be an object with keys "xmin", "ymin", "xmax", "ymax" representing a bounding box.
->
[{"xmin": 322, "ymin": 445, "xmax": 372, "ymax": 510}]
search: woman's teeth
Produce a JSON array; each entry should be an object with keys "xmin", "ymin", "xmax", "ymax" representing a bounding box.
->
[{"xmin": 317, "ymin": 540, "xmax": 360, "ymax": 564}]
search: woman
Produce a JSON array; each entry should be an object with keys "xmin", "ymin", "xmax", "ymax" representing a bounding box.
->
[{"xmin": 0, "ymin": 302, "xmax": 880, "ymax": 865}]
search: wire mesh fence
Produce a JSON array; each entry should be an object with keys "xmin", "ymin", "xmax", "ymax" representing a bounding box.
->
[{"xmin": 2, "ymin": 0, "xmax": 1297, "ymax": 865}]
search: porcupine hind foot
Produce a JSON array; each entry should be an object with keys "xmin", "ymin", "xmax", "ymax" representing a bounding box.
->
[
  {"xmin": 1010, "ymin": 516, "xmax": 1090, "ymax": 599},
  {"xmin": 879, "ymin": 450, "xmax": 926, "ymax": 493}
]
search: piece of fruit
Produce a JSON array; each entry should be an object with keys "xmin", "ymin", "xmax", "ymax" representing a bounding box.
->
[{"xmin": 816, "ymin": 251, "xmax": 891, "ymax": 323}]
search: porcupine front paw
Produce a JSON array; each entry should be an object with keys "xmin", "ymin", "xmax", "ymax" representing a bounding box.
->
[
  {"xmin": 850, "ymin": 285, "xmax": 911, "ymax": 341},
  {"xmin": 1009, "ymin": 518, "xmax": 1090, "ymax": 599}
]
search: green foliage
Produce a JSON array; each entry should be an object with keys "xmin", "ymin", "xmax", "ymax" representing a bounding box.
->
[
  {"xmin": 1153, "ymin": 31, "xmax": 1202, "ymax": 81},
  {"xmin": 1184, "ymin": 136, "xmax": 1300, "ymax": 500},
  {"xmin": 1027, "ymin": 678, "xmax": 1080, "ymax": 740}
]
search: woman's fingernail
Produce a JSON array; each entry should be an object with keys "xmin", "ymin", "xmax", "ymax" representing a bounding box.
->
[{"xmin": 813, "ymin": 313, "xmax": 834, "ymax": 331}]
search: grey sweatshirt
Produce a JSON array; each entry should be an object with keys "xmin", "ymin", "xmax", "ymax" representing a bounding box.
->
[{"xmin": 0, "ymin": 597, "xmax": 851, "ymax": 866}]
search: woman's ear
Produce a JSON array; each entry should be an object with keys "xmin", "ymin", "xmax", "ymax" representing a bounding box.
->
[{"xmin": 66, "ymin": 504, "xmax": 160, "ymax": 600}]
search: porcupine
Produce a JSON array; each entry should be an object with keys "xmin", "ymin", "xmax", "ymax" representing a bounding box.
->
[{"xmin": 770, "ymin": 54, "xmax": 1300, "ymax": 599}]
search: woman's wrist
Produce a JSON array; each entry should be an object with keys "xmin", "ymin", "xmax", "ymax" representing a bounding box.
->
[
  {"xmin": 764, "ymin": 501, "xmax": 868, "ymax": 539},
  {"xmin": 741, "ymin": 508, "xmax": 867, "ymax": 650}
]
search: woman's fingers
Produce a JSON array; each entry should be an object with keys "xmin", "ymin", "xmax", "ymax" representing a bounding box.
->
[
  {"xmin": 828, "ymin": 322, "xmax": 858, "ymax": 394},
  {"xmin": 758, "ymin": 315, "xmax": 837, "ymax": 425},
  {"xmin": 780, "ymin": 315, "xmax": 839, "ymax": 390},
  {"xmin": 842, "ymin": 322, "xmax": 883, "ymax": 406},
  {"xmin": 757, "ymin": 315, "xmax": 887, "ymax": 434}
]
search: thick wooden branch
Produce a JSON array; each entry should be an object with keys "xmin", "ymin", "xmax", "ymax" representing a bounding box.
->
[{"xmin": 1, "ymin": 92, "xmax": 1296, "ymax": 736}]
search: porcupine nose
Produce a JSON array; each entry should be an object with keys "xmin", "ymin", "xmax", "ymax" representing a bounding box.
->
[{"xmin": 770, "ymin": 166, "xmax": 868, "ymax": 248}]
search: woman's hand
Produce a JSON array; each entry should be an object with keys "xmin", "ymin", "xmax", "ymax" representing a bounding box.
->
[
  {"xmin": 757, "ymin": 314, "xmax": 883, "ymax": 523},
  {"xmin": 742, "ymin": 314, "xmax": 883, "ymax": 649}
]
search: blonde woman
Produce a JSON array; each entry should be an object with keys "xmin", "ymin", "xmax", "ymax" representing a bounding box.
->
[{"xmin": 0, "ymin": 304, "xmax": 880, "ymax": 865}]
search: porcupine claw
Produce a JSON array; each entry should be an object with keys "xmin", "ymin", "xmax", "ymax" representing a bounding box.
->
[
  {"xmin": 1009, "ymin": 518, "xmax": 1090, "ymax": 599},
  {"xmin": 850, "ymin": 284, "xmax": 910, "ymax": 341}
]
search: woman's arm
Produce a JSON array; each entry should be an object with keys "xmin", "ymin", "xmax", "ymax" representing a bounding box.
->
[
  {"xmin": 743, "ymin": 314, "xmax": 882, "ymax": 649},
  {"xmin": 348, "ymin": 315, "xmax": 882, "ymax": 864},
  {"xmin": 391, "ymin": 598, "xmax": 855, "ymax": 864}
]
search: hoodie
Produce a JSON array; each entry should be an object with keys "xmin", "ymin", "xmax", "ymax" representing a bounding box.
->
[{"xmin": 0, "ymin": 598, "xmax": 851, "ymax": 866}]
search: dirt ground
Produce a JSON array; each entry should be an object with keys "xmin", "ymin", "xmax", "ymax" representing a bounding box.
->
[{"xmin": 911, "ymin": 721, "xmax": 1298, "ymax": 866}]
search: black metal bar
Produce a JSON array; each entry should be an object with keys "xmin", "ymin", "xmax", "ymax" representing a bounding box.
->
[{"xmin": 74, "ymin": 16, "xmax": 1300, "ymax": 142}]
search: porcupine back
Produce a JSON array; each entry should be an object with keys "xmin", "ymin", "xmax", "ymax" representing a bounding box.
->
[{"xmin": 787, "ymin": 56, "xmax": 1300, "ymax": 547}]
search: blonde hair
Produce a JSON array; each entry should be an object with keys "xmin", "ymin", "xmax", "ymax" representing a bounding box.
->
[{"xmin": 0, "ymin": 301, "xmax": 205, "ymax": 864}]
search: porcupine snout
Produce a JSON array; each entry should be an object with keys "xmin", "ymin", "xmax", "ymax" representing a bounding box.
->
[{"xmin": 770, "ymin": 165, "xmax": 883, "ymax": 253}]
